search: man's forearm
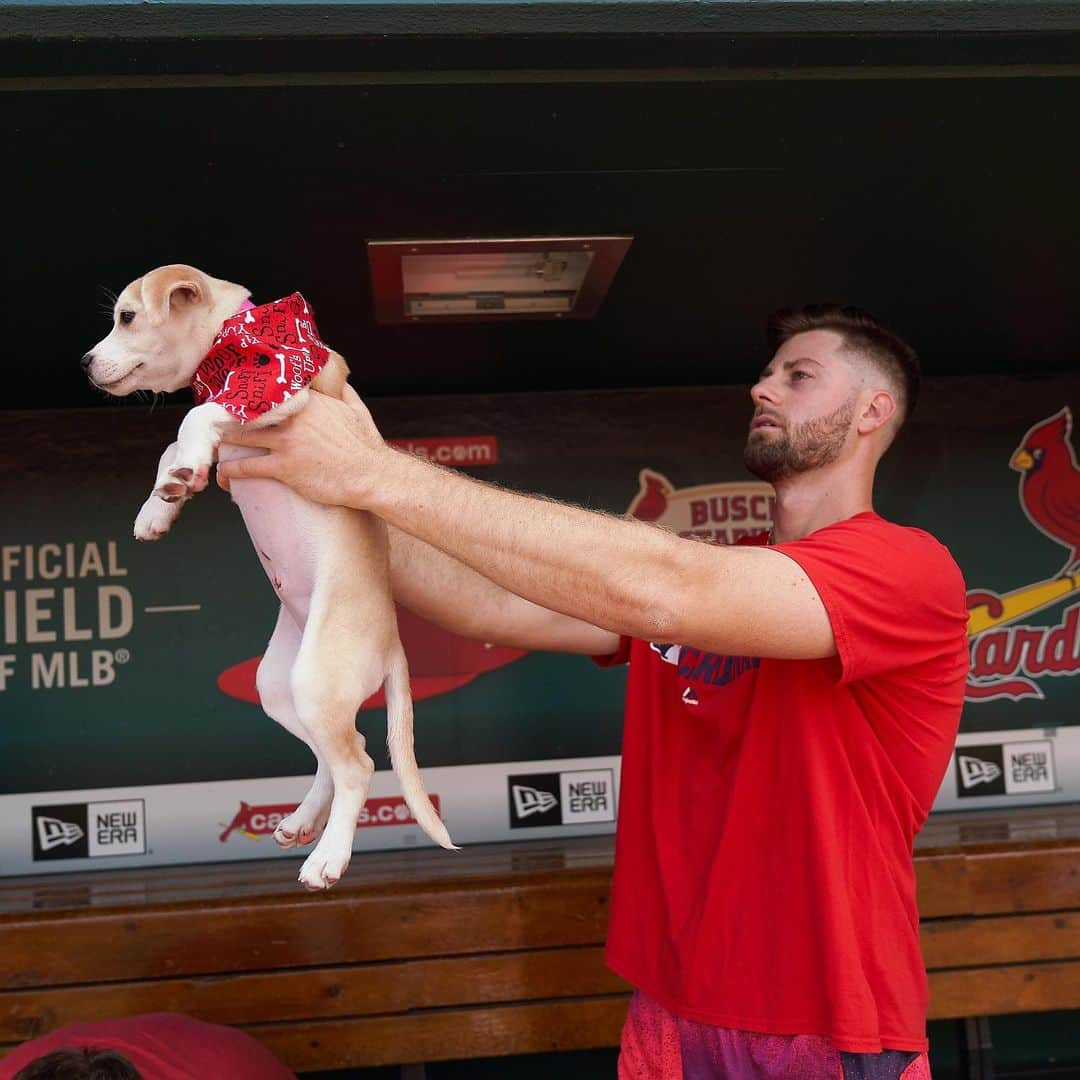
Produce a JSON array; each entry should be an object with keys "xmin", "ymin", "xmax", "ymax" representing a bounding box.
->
[
  {"xmin": 385, "ymin": 524, "xmax": 545, "ymax": 645},
  {"xmin": 385, "ymin": 525, "xmax": 619, "ymax": 655},
  {"xmin": 363, "ymin": 450, "xmax": 692, "ymax": 642},
  {"xmin": 387, "ymin": 524, "xmax": 498, "ymax": 640}
]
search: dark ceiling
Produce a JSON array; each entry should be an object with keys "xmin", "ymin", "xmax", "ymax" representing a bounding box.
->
[{"xmin": 4, "ymin": 12, "xmax": 1080, "ymax": 411}]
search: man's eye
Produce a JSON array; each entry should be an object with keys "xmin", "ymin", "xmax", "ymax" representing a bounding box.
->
[
  {"xmin": 791, "ymin": 370, "xmax": 810, "ymax": 381},
  {"xmin": 119, "ymin": 311, "xmax": 136, "ymax": 326}
]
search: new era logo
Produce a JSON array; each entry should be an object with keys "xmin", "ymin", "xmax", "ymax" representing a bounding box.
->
[
  {"xmin": 958, "ymin": 755, "xmax": 1003, "ymax": 789},
  {"xmin": 955, "ymin": 741, "xmax": 1057, "ymax": 798},
  {"xmin": 508, "ymin": 769, "xmax": 618, "ymax": 829},
  {"xmin": 87, "ymin": 800, "xmax": 147, "ymax": 856},
  {"xmin": 1002, "ymin": 741, "xmax": 1055, "ymax": 794},
  {"xmin": 31, "ymin": 804, "xmax": 89, "ymax": 860},
  {"xmin": 560, "ymin": 769, "xmax": 616, "ymax": 824},
  {"xmin": 36, "ymin": 816, "xmax": 85, "ymax": 852},
  {"xmin": 31, "ymin": 800, "xmax": 147, "ymax": 861},
  {"xmin": 512, "ymin": 785, "xmax": 559, "ymax": 819},
  {"xmin": 508, "ymin": 773, "xmax": 562, "ymax": 829}
]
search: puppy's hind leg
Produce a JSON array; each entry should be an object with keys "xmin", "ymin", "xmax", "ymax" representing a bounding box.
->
[
  {"xmin": 256, "ymin": 604, "xmax": 334, "ymax": 849},
  {"xmin": 291, "ymin": 619, "xmax": 381, "ymax": 891}
]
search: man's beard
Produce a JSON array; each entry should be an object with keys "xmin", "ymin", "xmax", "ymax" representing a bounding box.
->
[{"xmin": 743, "ymin": 397, "xmax": 857, "ymax": 483}]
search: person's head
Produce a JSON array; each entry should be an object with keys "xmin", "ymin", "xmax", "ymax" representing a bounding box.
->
[
  {"xmin": 13, "ymin": 1048, "xmax": 143, "ymax": 1080},
  {"xmin": 744, "ymin": 303, "xmax": 920, "ymax": 485}
]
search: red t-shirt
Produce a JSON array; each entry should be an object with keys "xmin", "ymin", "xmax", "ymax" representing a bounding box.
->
[
  {"xmin": 0, "ymin": 1013, "xmax": 296, "ymax": 1079},
  {"xmin": 598, "ymin": 511, "xmax": 969, "ymax": 1053}
]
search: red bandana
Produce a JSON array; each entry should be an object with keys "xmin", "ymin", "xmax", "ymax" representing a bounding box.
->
[{"xmin": 191, "ymin": 293, "xmax": 331, "ymax": 423}]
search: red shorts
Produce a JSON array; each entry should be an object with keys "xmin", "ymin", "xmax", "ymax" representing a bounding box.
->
[{"xmin": 618, "ymin": 991, "xmax": 933, "ymax": 1080}]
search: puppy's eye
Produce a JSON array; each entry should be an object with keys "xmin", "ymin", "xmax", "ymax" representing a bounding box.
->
[{"xmin": 119, "ymin": 310, "xmax": 136, "ymax": 326}]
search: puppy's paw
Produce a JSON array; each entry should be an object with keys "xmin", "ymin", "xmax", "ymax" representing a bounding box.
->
[
  {"xmin": 174, "ymin": 462, "xmax": 211, "ymax": 493},
  {"xmin": 152, "ymin": 479, "xmax": 189, "ymax": 504},
  {"xmin": 162, "ymin": 462, "xmax": 211, "ymax": 499},
  {"xmin": 134, "ymin": 496, "xmax": 181, "ymax": 541},
  {"xmin": 274, "ymin": 803, "xmax": 330, "ymax": 849},
  {"xmin": 297, "ymin": 845, "xmax": 352, "ymax": 891}
]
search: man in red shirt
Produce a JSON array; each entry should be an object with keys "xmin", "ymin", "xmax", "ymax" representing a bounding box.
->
[{"xmin": 219, "ymin": 305, "xmax": 969, "ymax": 1078}]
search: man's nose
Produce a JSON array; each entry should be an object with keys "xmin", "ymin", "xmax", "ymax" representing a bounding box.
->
[
  {"xmin": 80, "ymin": 352, "xmax": 94, "ymax": 371},
  {"xmin": 750, "ymin": 380, "xmax": 776, "ymax": 406}
]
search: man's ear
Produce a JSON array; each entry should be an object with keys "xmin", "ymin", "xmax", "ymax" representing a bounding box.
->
[
  {"xmin": 141, "ymin": 265, "xmax": 206, "ymax": 326},
  {"xmin": 857, "ymin": 388, "xmax": 898, "ymax": 435}
]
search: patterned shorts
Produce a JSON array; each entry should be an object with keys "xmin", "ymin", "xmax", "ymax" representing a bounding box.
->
[{"xmin": 618, "ymin": 990, "xmax": 933, "ymax": 1080}]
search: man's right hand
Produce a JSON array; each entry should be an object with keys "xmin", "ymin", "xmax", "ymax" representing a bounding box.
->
[{"xmin": 217, "ymin": 385, "xmax": 387, "ymax": 509}]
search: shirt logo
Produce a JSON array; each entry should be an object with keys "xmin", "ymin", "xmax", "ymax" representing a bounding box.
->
[
  {"xmin": 650, "ymin": 642, "xmax": 682, "ymax": 665},
  {"xmin": 677, "ymin": 648, "xmax": 760, "ymax": 689}
]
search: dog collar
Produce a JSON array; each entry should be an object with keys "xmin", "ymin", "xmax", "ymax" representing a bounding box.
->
[{"xmin": 191, "ymin": 292, "xmax": 331, "ymax": 423}]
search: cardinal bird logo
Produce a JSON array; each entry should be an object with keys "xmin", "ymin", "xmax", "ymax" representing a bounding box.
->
[
  {"xmin": 631, "ymin": 470, "xmax": 672, "ymax": 522},
  {"xmin": 965, "ymin": 405, "xmax": 1080, "ymax": 704},
  {"xmin": 626, "ymin": 469, "xmax": 774, "ymax": 543},
  {"xmin": 1010, "ymin": 407, "xmax": 1080, "ymax": 576}
]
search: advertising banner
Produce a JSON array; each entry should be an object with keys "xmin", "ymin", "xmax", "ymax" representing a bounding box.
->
[{"xmin": 1, "ymin": 374, "xmax": 1077, "ymax": 875}]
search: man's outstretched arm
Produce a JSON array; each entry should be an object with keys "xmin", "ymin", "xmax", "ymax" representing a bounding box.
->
[{"xmin": 218, "ymin": 387, "xmax": 836, "ymax": 660}]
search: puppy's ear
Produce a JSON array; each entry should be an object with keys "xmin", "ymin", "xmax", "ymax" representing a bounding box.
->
[{"xmin": 141, "ymin": 265, "xmax": 207, "ymax": 326}]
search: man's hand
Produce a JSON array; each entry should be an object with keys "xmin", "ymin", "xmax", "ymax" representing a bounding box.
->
[{"xmin": 217, "ymin": 385, "xmax": 388, "ymax": 506}]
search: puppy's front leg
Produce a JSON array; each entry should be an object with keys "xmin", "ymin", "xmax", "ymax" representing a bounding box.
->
[
  {"xmin": 134, "ymin": 441, "xmax": 185, "ymax": 541},
  {"xmin": 155, "ymin": 402, "xmax": 235, "ymax": 503}
]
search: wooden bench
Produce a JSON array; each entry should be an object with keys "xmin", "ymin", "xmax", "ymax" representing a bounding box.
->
[{"xmin": 1, "ymin": 805, "xmax": 1078, "ymax": 1076}]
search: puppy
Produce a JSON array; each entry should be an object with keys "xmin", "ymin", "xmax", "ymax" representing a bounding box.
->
[{"xmin": 82, "ymin": 264, "xmax": 455, "ymax": 889}]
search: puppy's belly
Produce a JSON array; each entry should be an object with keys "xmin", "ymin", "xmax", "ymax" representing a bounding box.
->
[{"xmin": 220, "ymin": 445, "xmax": 323, "ymax": 622}]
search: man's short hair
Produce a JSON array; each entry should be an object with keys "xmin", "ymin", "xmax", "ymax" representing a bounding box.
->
[
  {"xmin": 766, "ymin": 304, "xmax": 921, "ymax": 425},
  {"xmin": 13, "ymin": 1047, "xmax": 143, "ymax": 1080}
]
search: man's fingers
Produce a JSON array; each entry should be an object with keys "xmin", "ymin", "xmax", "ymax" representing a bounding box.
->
[
  {"xmin": 221, "ymin": 423, "xmax": 279, "ymax": 448},
  {"xmin": 218, "ymin": 454, "xmax": 275, "ymax": 482}
]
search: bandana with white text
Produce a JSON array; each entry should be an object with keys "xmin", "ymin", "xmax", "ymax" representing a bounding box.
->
[{"xmin": 191, "ymin": 293, "xmax": 330, "ymax": 423}]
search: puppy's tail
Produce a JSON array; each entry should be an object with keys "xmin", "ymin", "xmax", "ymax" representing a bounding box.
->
[{"xmin": 384, "ymin": 646, "xmax": 459, "ymax": 851}]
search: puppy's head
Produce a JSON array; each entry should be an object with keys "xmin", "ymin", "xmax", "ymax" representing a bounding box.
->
[{"xmin": 82, "ymin": 265, "xmax": 248, "ymax": 395}]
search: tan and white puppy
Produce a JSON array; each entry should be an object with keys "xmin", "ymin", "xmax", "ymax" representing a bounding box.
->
[{"xmin": 82, "ymin": 264, "xmax": 455, "ymax": 889}]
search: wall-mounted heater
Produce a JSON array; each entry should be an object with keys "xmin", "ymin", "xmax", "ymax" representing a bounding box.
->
[{"xmin": 367, "ymin": 235, "xmax": 633, "ymax": 324}]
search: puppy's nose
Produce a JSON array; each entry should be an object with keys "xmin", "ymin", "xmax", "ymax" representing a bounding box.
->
[{"xmin": 80, "ymin": 352, "xmax": 94, "ymax": 371}]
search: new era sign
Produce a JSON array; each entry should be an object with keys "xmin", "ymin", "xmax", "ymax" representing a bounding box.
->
[
  {"xmin": 508, "ymin": 773, "xmax": 562, "ymax": 828},
  {"xmin": 31, "ymin": 800, "xmax": 147, "ymax": 861},
  {"xmin": 508, "ymin": 769, "xmax": 617, "ymax": 829},
  {"xmin": 32, "ymin": 803, "xmax": 88, "ymax": 860},
  {"xmin": 956, "ymin": 741, "xmax": 1056, "ymax": 798}
]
